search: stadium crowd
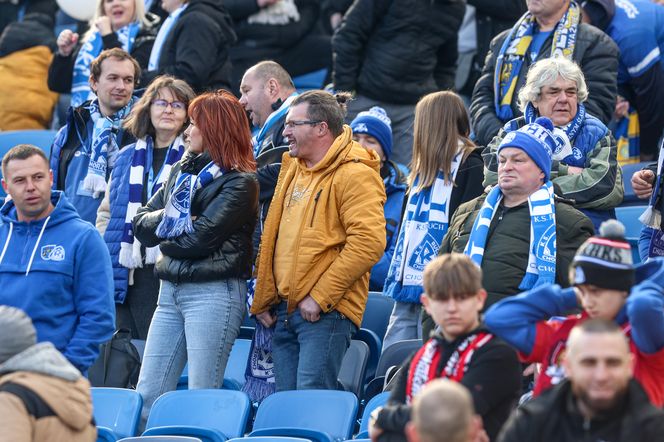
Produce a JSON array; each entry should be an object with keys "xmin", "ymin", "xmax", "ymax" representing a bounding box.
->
[{"xmin": 1, "ymin": 0, "xmax": 664, "ymax": 441}]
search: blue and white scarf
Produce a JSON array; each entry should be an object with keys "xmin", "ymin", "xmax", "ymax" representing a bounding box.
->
[
  {"xmin": 384, "ymin": 152, "xmax": 463, "ymax": 303},
  {"xmin": 83, "ymin": 98, "xmax": 135, "ymax": 197},
  {"xmin": 516, "ymin": 102, "xmax": 586, "ymax": 161},
  {"xmin": 252, "ymin": 92, "xmax": 298, "ymax": 157},
  {"xmin": 156, "ymin": 158, "xmax": 223, "ymax": 238},
  {"xmin": 119, "ymin": 135, "xmax": 185, "ymax": 268},
  {"xmin": 639, "ymin": 138, "xmax": 664, "ymax": 229},
  {"xmin": 71, "ymin": 23, "xmax": 140, "ymax": 107},
  {"xmin": 148, "ymin": 3, "xmax": 188, "ymax": 71},
  {"xmin": 464, "ymin": 182, "xmax": 557, "ymax": 290},
  {"xmin": 494, "ymin": 2, "xmax": 580, "ymax": 121}
]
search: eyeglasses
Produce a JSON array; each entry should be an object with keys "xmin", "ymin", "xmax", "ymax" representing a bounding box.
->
[
  {"xmin": 284, "ymin": 120, "xmax": 322, "ymax": 129},
  {"xmin": 152, "ymin": 99, "xmax": 186, "ymax": 110}
]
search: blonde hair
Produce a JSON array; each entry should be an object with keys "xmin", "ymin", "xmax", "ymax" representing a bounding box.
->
[
  {"xmin": 85, "ymin": 0, "xmax": 147, "ymax": 40},
  {"xmin": 410, "ymin": 91, "xmax": 475, "ymax": 191}
]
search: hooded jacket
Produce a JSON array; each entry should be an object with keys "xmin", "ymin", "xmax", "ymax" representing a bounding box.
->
[
  {"xmin": 0, "ymin": 342, "xmax": 96, "ymax": 442},
  {"xmin": 251, "ymin": 126, "xmax": 387, "ymax": 327},
  {"xmin": 0, "ymin": 191, "xmax": 115, "ymax": 373},
  {"xmin": 141, "ymin": 0, "xmax": 236, "ymax": 92}
]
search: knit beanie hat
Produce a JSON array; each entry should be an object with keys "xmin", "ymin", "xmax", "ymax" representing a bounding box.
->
[
  {"xmin": 0, "ymin": 306, "xmax": 37, "ymax": 364},
  {"xmin": 572, "ymin": 220, "xmax": 635, "ymax": 292},
  {"xmin": 497, "ymin": 116, "xmax": 557, "ymax": 181},
  {"xmin": 350, "ymin": 106, "xmax": 393, "ymax": 160}
]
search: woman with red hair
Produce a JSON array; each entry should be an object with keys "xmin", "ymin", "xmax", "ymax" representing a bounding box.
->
[{"xmin": 133, "ymin": 90, "xmax": 258, "ymax": 424}]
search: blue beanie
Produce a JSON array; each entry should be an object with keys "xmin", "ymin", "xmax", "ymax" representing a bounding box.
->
[
  {"xmin": 497, "ymin": 117, "xmax": 557, "ymax": 181},
  {"xmin": 350, "ymin": 106, "xmax": 393, "ymax": 160}
]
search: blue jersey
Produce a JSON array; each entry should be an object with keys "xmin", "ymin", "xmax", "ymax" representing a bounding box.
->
[{"xmin": 607, "ymin": 0, "xmax": 664, "ymax": 84}]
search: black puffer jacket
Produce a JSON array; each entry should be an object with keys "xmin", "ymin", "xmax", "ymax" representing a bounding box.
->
[
  {"xmin": 332, "ymin": 0, "xmax": 465, "ymax": 105},
  {"xmin": 470, "ymin": 21, "xmax": 619, "ymax": 146},
  {"xmin": 133, "ymin": 151, "xmax": 259, "ymax": 283},
  {"xmin": 141, "ymin": 0, "xmax": 236, "ymax": 92},
  {"xmin": 498, "ymin": 379, "xmax": 664, "ymax": 442}
]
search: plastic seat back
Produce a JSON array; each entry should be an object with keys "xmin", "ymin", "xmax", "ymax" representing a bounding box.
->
[
  {"xmin": 143, "ymin": 389, "xmax": 251, "ymax": 442},
  {"xmin": 356, "ymin": 392, "xmax": 390, "ymax": 438},
  {"xmin": 361, "ymin": 293, "xmax": 395, "ymax": 347},
  {"xmin": 376, "ymin": 339, "xmax": 422, "ymax": 378},
  {"xmin": 337, "ymin": 340, "xmax": 369, "ymax": 398},
  {"xmin": 91, "ymin": 387, "xmax": 143, "ymax": 440},
  {"xmin": 615, "ymin": 205, "xmax": 647, "ymax": 264},
  {"xmin": 118, "ymin": 437, "xmax": 203, "ymax": 441},
  {"xmin": 250, "ymin": 390, "xmax": 358, "ymax": 442}
]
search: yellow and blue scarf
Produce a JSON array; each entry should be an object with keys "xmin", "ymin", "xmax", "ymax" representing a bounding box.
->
[{"xmin": 494, "ymin": 2, "xmax": 580, "ymax": 120}]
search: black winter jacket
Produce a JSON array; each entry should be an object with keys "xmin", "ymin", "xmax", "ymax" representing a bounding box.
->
[
  {"xmin": 470, "ymin": 22, "xmax": 619, "ymax": 146},
  {"xmin": 376, "ymin": 327, "xmax": 522, "ymax": 442},
  {"xmin": 47, "ymin": 15, "xmax": 159, "ymax": 93},
  {"xmin": 332, "ymin": 0, "xmax": 465, "ymax": 105},
  {"xmin": 133, "ymin": 152, "xmax": 259, "ymax": 283},
  {"xmin": 141, "ymin": 0, "xmax": 236, "ymax": 92},
  {"xmin": 498, "ymin": 379, "xmax": 664, "ymax": 442},
  {"xmin": 226, "ymin": 0, "xmax": 320, "ymax": 62}
]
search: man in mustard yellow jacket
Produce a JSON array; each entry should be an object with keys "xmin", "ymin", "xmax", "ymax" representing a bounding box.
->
[{"xmin": 251, "ymin": 90, "xmax": 387, "ymax": 391}]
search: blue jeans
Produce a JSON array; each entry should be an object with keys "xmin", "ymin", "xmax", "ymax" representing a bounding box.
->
[
  {"xmin": 272, "ymin": 301, "xmax": 356, "ymax": 391},
  {"xmin": 136, "ymin": 278, "xmax": 245, "ymax": 425}
]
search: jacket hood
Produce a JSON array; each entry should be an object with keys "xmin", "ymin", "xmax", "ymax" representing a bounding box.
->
[
  {"xmin": 0, "ymin": 347, "xmax": 93, "ymax": 430},
  {"xmin": 0, "ymin": 13, "xmax": 55, "ymax": 57},
  {"xmin": 296, "ymin": 125, "xmax": 382, "ymax": 174},
  {"xmin": 0, "ymin": 191, "xmax": 79, "ymax": 228},
  {"xmin": 0, "ymin": 342, "xmax": 80, "ymax": 381}
]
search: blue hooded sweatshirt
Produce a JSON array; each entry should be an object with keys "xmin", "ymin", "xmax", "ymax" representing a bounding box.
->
[{"xmin": 0, "ymin": 190, "xmax": 115, "ymax": 373}]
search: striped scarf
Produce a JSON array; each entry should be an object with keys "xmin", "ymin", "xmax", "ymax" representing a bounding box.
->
[
  {"xmin": 523, "ymin": 102, "xmax": 586, "ymax": 161},
  {"xmin": 156, "ymin": 158, "xmax": 223, "ymax": 239},
  {"xmin": 384, "ymin": 152, "xmax": 463, "ymax": 303},
  {"xmin": 252, "ymin": 92, "xmax": 298, "ymax": 157},
  {"xmin": 494, "ymin": 2, "xmax": 580, "ymax": 120},
  {"xmin": 464, "ymin": 182, "xmax": 557, "ymax": 290},
  {"xmin": 83, "ymin": 98, "xmax": 135, "ymax": 198},
  {"xmin": 615, "ymin": 107, "xmax": 640, "ymax": 167},
  {"xmin": 119, "ymin": 136, "xmax": 185, "ymax": 268},
  {"xmin": 72, "ymin": 23, "xmax": 140, "ymax": 107}
]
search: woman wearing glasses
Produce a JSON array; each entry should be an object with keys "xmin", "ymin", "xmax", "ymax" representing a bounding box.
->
[
  {"xmin": 96, "ymin": 75, "xmax": 195, "ymax": 340},
  {"xmin": 132, "ymin": 89, "xmax": 258, "ymax": 423}
]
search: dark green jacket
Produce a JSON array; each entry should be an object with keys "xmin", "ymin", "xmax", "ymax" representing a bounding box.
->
[{"xmin": 440, "ymin": 190, "xmax": 594, "ymax": 309}]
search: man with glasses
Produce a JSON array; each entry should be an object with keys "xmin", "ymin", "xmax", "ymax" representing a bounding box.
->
[
  {"xmin": 251, "ymin": 90, "xmax": 386, "ymax": 391},
  {"xmin": 50, "ymin": 48, "xmax": 140, "ymax": 224},
  {"xmin": 482, "ymin": 57, "xmax": 622, "ymax": 230}
]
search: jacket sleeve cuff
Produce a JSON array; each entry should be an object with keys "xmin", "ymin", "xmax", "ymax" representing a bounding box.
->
[{"xmin": 310, "ymin": 291, "xmax": 334, "ymax": 313}]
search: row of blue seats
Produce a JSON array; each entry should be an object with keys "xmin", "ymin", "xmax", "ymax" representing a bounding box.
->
[{"xmin": 93, "ymin": 386, "xmax": 390, "ymax": 442}]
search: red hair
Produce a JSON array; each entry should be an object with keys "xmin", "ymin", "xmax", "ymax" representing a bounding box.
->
[{"xmin": 188, "ymin": 90, "xmax": 256, "ymax": 173}]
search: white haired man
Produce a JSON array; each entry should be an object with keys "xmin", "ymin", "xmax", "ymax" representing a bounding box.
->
[{"xmin": 483, "ymin": 57, "xmax": 622, "ymax": 230}]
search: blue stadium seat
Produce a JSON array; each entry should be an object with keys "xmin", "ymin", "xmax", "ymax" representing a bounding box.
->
[
  {"xmin": 337, "ymin": 339, "xmax": 370, "ymax": 398},
  {"xmin": 292, "ymin": 69, "xmax": 328, "ymax": 92},
  {"xmin": 227, "ymin": 438, "xmax": 310, "ymax": 442},
  {"xmin": 118, "ymin": 437, "xmax": 203, "ymax": 442},
  {"xmin": 142, "ymin": 389, "xmax": 251, "ymax": 442},
  {"xmin": 0, "ymin": 129, "xmax": 57, "ymax": 200},
  {"xmin": 354, "ymin": 328, "xmax": 381, "ymax": 383},
  {"xmin": 356, "ymin": 392, "xmax": 390, "ymax": 439},
  {"xmin": 176, "ymin": 338, "xmax": 252, "ymax": 391},
  {"xmin": 622, "ymin": 162, "xmax": 650, "ymax": 206},
  {"xmin": 362, "ymin": 292, "xmax": 394, "ymax": 348},
  {"xmin": 249, "ymin": 390, "xmax": 359, "ymax": 442},
  {"xmin": 615, "ymin": 205, "xmax": 647, "ymax": 264},
  {"xmin": 91, "ymin": 387, "xmax": 142, "ymax": 441}
]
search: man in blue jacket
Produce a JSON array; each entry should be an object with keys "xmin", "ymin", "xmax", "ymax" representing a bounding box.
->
[{"xmin": 0, "ymin": 144, "xmax": 114, "ymax": 374}]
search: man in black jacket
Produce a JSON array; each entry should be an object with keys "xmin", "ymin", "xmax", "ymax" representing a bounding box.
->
[
  {"xmin": 370, "ymin": 254, "xmax": 522, "ymax": 442},
  {"xmin": 332, "ymin": 0, "xmax": 465, "ymax": 165},
  {"xmin": 498, "ymin": 319, "xmax": 664, "ymax": 442},
  {"xmin": 470, "ymin": 0, "xmax": 619, "ymax": 146}
]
